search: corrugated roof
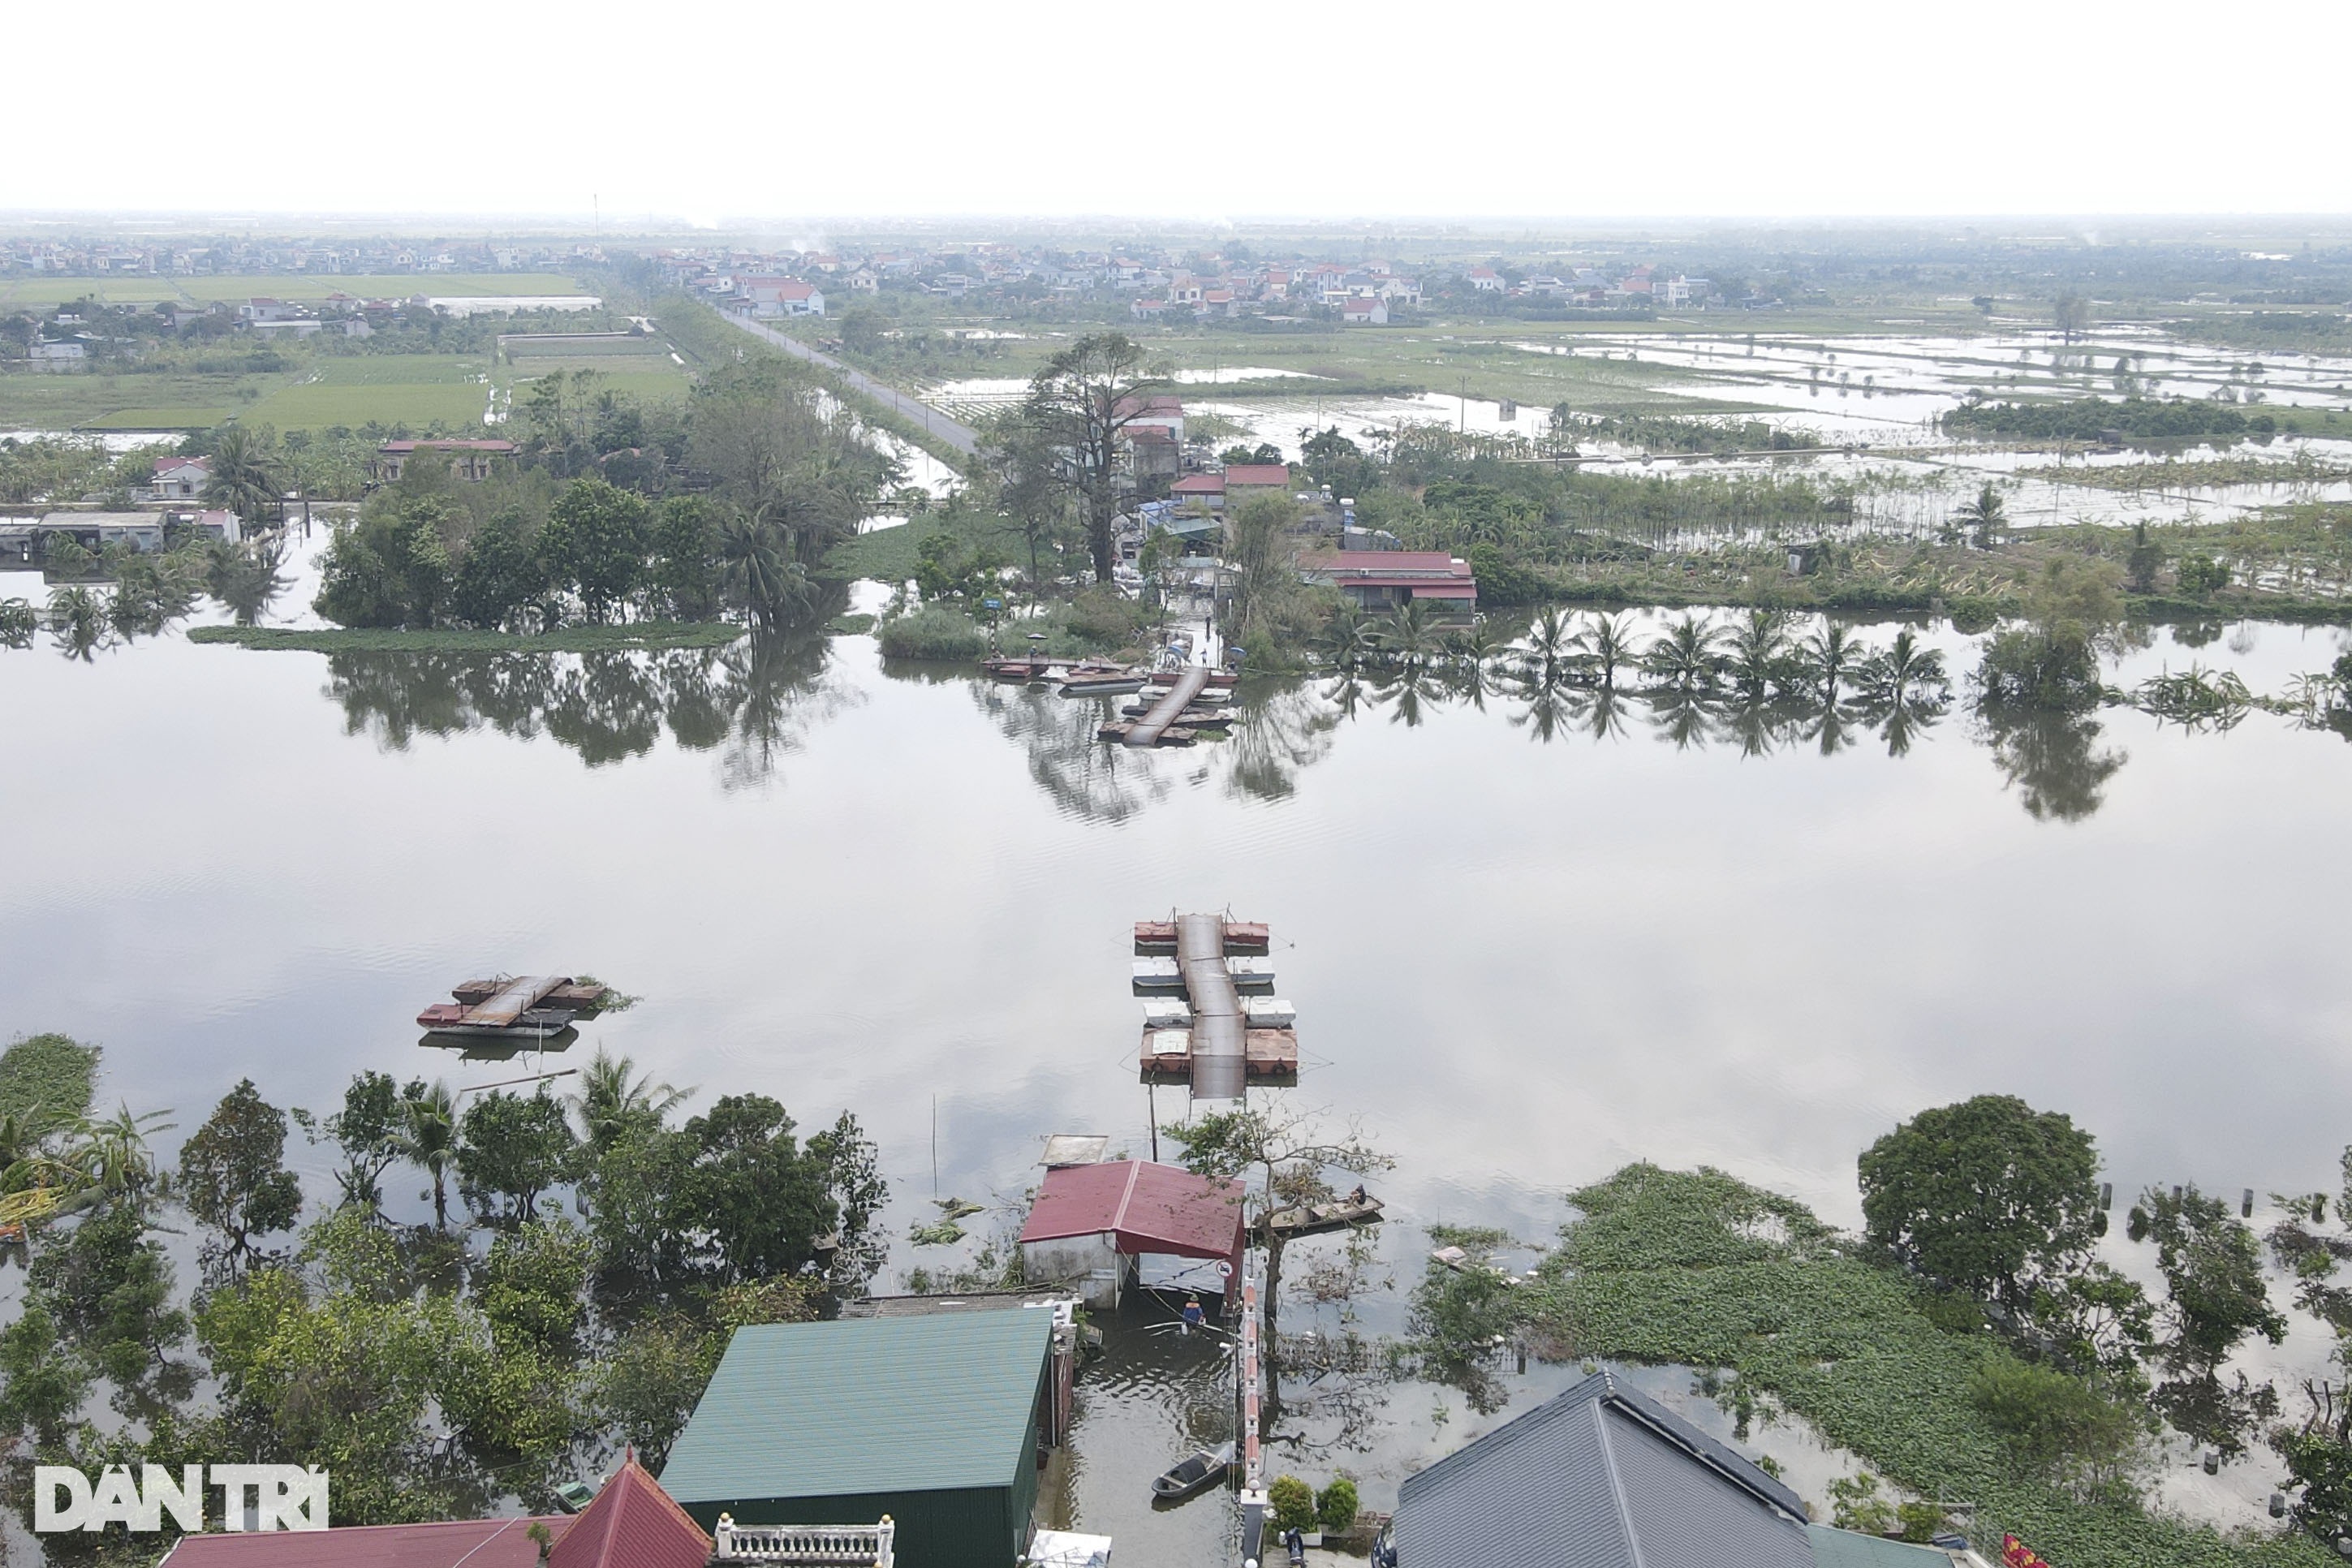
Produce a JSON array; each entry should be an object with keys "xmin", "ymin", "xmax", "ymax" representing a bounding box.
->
[
  {"xmin": 660, "ymin": 1312, "xmax": 1053, "ymax": 1506},
  {"xmin": 1807, "ymin": 1525, "xmax": 1954, "ymax": 1566},
  {"xmin": 1017, "ymin": 1161, "xmax": 1246, "ymax": 1262},
  {"xmin": 1396, "ymin": 1372, "xmax": 1812, "ymax": 1568},
  {"xmin": 1224, "ymin": 464, "xmax": 1290, "ymax": 486},
  {"xmin": 549, "ymin": 1454, "xmax": 708, "ymax": 1568},
  {"xmin": 158, "ymin": 1517, "xmax": 566, "ymax": 1566}
]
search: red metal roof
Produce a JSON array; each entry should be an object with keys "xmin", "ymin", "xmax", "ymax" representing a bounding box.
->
[
  {"xmin": 1223, "ymin": 464, "xmax": 1290, "ymax": 487},
  {"xmin": 549, "ymin": 1455, "xmax": 709, "ymax": 1568},
  {"xmin": 160, "ymin": 1517, "xmax": 568, "ymax": 1567},
  {"xmin": 1172, "ymin": 474, "xmax": 1225, "ymax": 493},
  {"xmin": 378, "ymin": 440, "xmax": 518, "ymax": 454},
  {"xmin": 1019, "ymin": 1160, "xmax": 1246, "ymax": 1262}
]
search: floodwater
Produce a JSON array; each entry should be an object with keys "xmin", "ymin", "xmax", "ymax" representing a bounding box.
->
[{"xmin": 4, "ymin": 585, "xmax": 2352, "ymax": 1544}]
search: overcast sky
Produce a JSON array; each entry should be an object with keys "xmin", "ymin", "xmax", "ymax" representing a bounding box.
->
[{"xmin": 14, "ymin": 0, "xmax": 2351, "ymax": 225}]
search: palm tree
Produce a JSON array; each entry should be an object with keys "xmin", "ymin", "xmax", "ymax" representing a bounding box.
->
[
  {"xmin": 1641, "ymin": 613, "xmax": 1727, "ymax": 692},
  {"xmin": 204, "ymin": 427, "xmax": 282, "ymax": 524},
  {"xmin": 569, "ymin": 1048, "xmax": 691, "ymax": 1152},
  {"xmin": 1725, "ymin": 608, "xmax": 1789, "ymax": 698},
  {"xmin": 720, "ymin": 514, "xmax": 810, "ymax": 629},
  {"xmin": 1317, "ymin": 605, "xmax": 1376, "ymax": 672},
  {"xmin": 1377, "ymin": 600, "xmax": 1439, "ymax": 669},
  {"xmin": 1573, "ymin": 611, "xmax": 1639, "ymax": 690},
  {"xmin": 1863, "ymin": 627, "xmax": 1949, "ymax": 705},
  {"xmin": 1518, "ymin": 605, "xmax": 1574, "ymax": 690},
  {"xmin": 1954, "ymin": 484, "xmax": 2006, "ymax": 548},
  {"xmin": 394, "ymin": 1082, "xmax": 459, "ymax": 1230},
  {"xmin": 1794, "ymin": 622, "xmax": 1869, "ymax": 703},
  {"xmin": 61, "ymin": 1104, "xmax": 174, "ymax": 1212}
]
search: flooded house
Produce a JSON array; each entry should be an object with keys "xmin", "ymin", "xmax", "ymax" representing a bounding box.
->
[
  {"xmin": 1299, "ymin": 549, "xmax": 1478, "ymax": 610},
  {"xmin": 156, "ymin": 1455, "xmax": 711, "ymax": 1568},
  {"xmin": 660, "ymin": 1312, "xmax": 1062, "ymax": 1568},
  {"xmin": 1390, "ymin": 1371, "xmax": 1951, "ymax": 1568},
  {"xmin": 1016, "ymin": 1158, "xmax": 1247, "ymax": 1312}
]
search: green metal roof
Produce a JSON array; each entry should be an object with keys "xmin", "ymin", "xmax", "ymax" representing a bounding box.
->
[
  {"xmin": 1806, "ymin": 1526, "xmax": 1954, "ymax": 1567},
  {"xmin": 659, "ymin": 1312, "xmax": 1053, "ymax": 1505}
]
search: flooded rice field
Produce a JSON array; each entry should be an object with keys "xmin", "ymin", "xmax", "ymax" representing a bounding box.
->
[{"xmin": 3, "ymin": 560, "xmax": 2350, "ymax": 1541}]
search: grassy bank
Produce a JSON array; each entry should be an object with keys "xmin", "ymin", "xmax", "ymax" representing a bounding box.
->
[
  {"xmin": 1515, "ymin": 1166, "xmax": 2324, "ymax": 1568},
  {"xmin": 187, "ymin": 622, "xmax": 744, "ymax": 653}
]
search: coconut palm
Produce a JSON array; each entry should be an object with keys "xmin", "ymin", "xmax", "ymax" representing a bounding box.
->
[
  {"xmin": 1861, "ymin": 627, "xmax": 1949, "ymax": 705},
  {"xmin": 1573, "ymin": 611, "xmax": 1639, "ymax": 690},
  {"xmin": 1724, "ymin": 607, "xmax": 1790, "ymax": 699},
  {"xmin": 1317, "ymin": 605, "xmax": 1376, "ymax": 672},
  {"xmin": 720, "ymin": 513, "xmax": 811, "ymax": 629},
  {"xmin": 1645, "ymin": 687, "xmax": 1718, "ymax": 750},
  {"xmin": 1954, "ymin": 484, "xmax": 2006, "ymax": 548},
  {"xmin": 569, "ymin": 1048, "xmax": 691, "ymax": 1152},
  {"xmin": 59, "ymin": 1104, "xmax": 174, "ymax": 1213},
  {"xmin": 1641, "ymin": 613, "xmax": 1728, "ymax": 692},
  {"xmin": 1794, "ymin": 622, "xmax": 1870, "ymax": 704},
  {"xmin": 393, "ymin": 1081, "xmax": 459, "ymax": 1230},
  {"xmin": 1376, "ymin": 600, "xmax": 1440, "ymax": 669},
  {"xmin": 1518, "ymin": 605, "xmax": 1574, "ymax": 690},
  {"xmin": 203, "ymin": 426, "xmax": 283, "ymax": 523}
]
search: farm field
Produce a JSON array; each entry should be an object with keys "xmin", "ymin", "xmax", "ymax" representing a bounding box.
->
[
  {"xmin": 249, "ymin": 355, "xmax": 494, "ymax": 429},
  {"xmin": 0, "ymin": 272, "xmax": 588, "ymax": 308},
  {"xmin": 0, "ymin": 370, "xmax": 276, "ymax": 431}
]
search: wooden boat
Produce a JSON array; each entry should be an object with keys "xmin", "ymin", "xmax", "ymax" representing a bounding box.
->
[
  {"xmin": 1062, "ymin": 667, "xmax": 1148, "ymax": 696},
  {"xmin": 1152, "ymin": 1442, "xmax": 1234, "ymax": 1501},
  {"xmin": 980, "ymin": 655, "xmax": 1056, "ymax": 682},
  {"xmin": 1257, "ymin": 1195, "xmax": 1384, "ymax": 1239},
  {"xmin": 1122, "ymin": 702, "xmax": 1234, "ymax": 730},
  {"xmin": 418, "ymin": 975, "xmax": 613, "ymax": 1039}
]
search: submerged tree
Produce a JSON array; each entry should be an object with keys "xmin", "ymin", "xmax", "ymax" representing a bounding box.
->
[
  {"xmin": 179, "ymin": 1079, "xmax": 303, "ymax": 1272},
  {"xmin": 1859, "ymin": 1094, "xmax": 2101, "ymax": 1314},
  {"xmin": 1018, "ymin": 333, "xmax": 1168, "ymax": 583}
]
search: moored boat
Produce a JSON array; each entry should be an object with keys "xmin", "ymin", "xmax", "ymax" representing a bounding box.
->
[
  {"xmin": 1151, "ymin": 1442, "xmax": 1234, "ymax": 1501},
  {"xmin": 417, "ymin": 975, "xmax": 614, "ymax": 1039}
]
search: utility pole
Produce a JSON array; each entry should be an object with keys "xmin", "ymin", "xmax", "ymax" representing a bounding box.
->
[{"xmin": 1235, "ymin": 1262, "xmax": 1267, "ymax": 1566}]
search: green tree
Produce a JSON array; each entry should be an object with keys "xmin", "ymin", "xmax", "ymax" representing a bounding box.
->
[
  {"xmin": 1858, "ymin": 1094, "xmax": 2100, "ymax": 1312},
  {"xmin": 1954, "ymin": 483, "xmax": 2007, "ymax": 548},
  {"xmin": 1573, "ymin": 611, "xmax": 1639, "ymax": 690},
  {"xmin": 1226, "ymin": 493, "xmax": 1304, "ymax": 646},
  {"xmin": 178, "ymin": 1078, "xmax": 303, "ymax": 1271},
  {"xmin": 323, "ymin": 1070, "xmax": 419, "ymax": 1210},
  {"xmin": 1642, "ymin": 612, "xmax": 1727, "ymax": 691},
  {"xmin": 2141, "ymin": 1184, "xmax": 2285, "ymax": 1376},
  {"xmin": 567, "ymin": 1048, "xmax": 691, "ymax": 1156},
  {"xmin": 450, "ymin": 507, "xmax": 546, "ymax": 631},
  {"xmin": 809, "ymin": 1110, "xmax": 890, "ymax": 1292},
  {"xmin": 1966, "ymin": 1356, "xmax": 2148, "ymax": 1493},
  {"xmin": 27, "ymin": 1204, "xmax": 190, "ymax": 1419},
  {"xmin": 651, "ymin": 495, "xmax": 727, "ymax": 620},
  {"xmin": 457, "ymin": 1088, "xmax": 578, "ymax": 1223},
  {"xmin": 1019, "ymin": 333, "xmax": 1167, "ymax": 582},
  {"xmin": 679, "ymin": 1094, "xmax": 836, "ymax": 1284},
  {"xmin": 592, "ymin": 1314, "xmax": 719, "ymax": 1469},
  {"xmin": 539, "ymin": 477, "xmax": 652, "ymax": 623}
]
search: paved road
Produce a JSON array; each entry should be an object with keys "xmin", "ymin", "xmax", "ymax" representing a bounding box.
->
[{"xmin": 711, "ymin": 308, "xmax": 979, "ymax": 457}]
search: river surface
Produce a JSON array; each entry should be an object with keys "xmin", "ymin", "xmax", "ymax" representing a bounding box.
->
[{"xmin": 2, "ymin": 601, "xmax": 2350, "ymax": 1548}]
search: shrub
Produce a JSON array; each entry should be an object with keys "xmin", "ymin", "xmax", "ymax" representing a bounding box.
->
[
  {"xmin": 876, "ymin": 605, "xmax": 986, "ymax": 661},
  {"xmin": 2175, "ymin": 555, "xmax": 2230, "ymax": 595},
  {"xmin": 1268, "ymin": 1475, "xmax": 1316, "ymax": 1534},
  {"xmin": 1316, "ymin": 1477, "xmax": 1359, "ymax": 1534}
]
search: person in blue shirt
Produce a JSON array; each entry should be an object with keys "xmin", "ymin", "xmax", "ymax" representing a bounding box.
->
[{"xmin": 1182, "ymin": 1295, "xmax": 1204, "ymax": 1333}]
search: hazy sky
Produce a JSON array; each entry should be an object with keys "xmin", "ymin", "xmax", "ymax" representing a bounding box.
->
[{"xmin": 15, "ymin": 0, "xmax": 2352, "ymax": 223}]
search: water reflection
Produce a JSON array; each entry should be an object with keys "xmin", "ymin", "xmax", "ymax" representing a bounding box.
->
[
  {"xmin": 325, "ymin": 601, "xmax": 855, "ymax": 785},
  {"xmin": 1980, "ymin": 707, "xmax": 2128, "ymax": 823}
]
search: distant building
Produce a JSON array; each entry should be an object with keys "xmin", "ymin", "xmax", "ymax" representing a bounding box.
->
[
  {"xmin": 1222, "ymin": 463, "xmax": 1291, "ymax": 502},
  {"xmin": 1300, "ymin": 548, "xmax": 1476, "ymax": 609},
  {"xmin": 26, "ymin": 340, "xmax": 85, "ymax": 367},
  {"xmin": 148, "ymin": 456, "xmax": 211, "ymax": 500},
  {"xmin": 1466, "ymin": 266, "xmax": 1505, "ymax": 291},
  {"xmin": 733, "ymin": 277, "xmax": 825, "ymax": 317},
  {"xmin": 372, "ymin": 438, "xmax": 518, "ymax": 483},
  {"xmin": 1340, "ymin": 297, "xmax": 1389, "ymax": 325},
  {"xmin": 1170, "ymin": 472, "xmax": 1226, "ymax": 506},
  {"xmin": 660, "ymin": 1312, "xmax": 1066, "ymax": 1568}
]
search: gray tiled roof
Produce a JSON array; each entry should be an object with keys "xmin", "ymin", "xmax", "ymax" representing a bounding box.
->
[{"xmin": 1395, "ymin": 1372, "xmax": 1816, "ymax": 1568}]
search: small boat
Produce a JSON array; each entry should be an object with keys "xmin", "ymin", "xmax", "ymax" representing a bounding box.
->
[
  {"xmin": 1135, "ymin": 919, "xmax": 1268, "ymax": 954},
  {"xmin": 1122, "ymin": 703, "xmax": 1235, "ymax": 730},
  {"xmin": 1152, "ymin": 1442, "xmax": 1234, "ymax": 1502},
  {"xmin": 1062, "ymin": 667, "xmax": 1148, "ymax": 696},
  {"xmin": 980, "ymin": 655, "xmax": 1056, "ymax": 682},
  {"xmin": 554, "ymin": 1481, "xmax": 597, "ymax": 1514},
  {"xmin": 1131, "ymin": 958, "xmax": 1185, "ymax": 991},
  {"xmin": 1258, "ymin": 1195, "xmax": 1384, "ymax": 1239},
  {"xmin": 1140, "ymin": 998, "xmax": 1193, "ymax": 1028},
  {"xmin": 1241, "ymin": 997, "xmax": 1294, "ymax": 1028},
  {"xmin": 1225, "ymin": 956, "xmax": 1276, "ymax": 990}
]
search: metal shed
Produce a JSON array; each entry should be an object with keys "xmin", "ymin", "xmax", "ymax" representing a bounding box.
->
[
  {"xmin": 659, "ymin": 1312, "xmax": 1056, "ymax": 1568},
  {"xmin": 1016, "ymin": 1159, "xmax": 1247, "ymax": 1311}
]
